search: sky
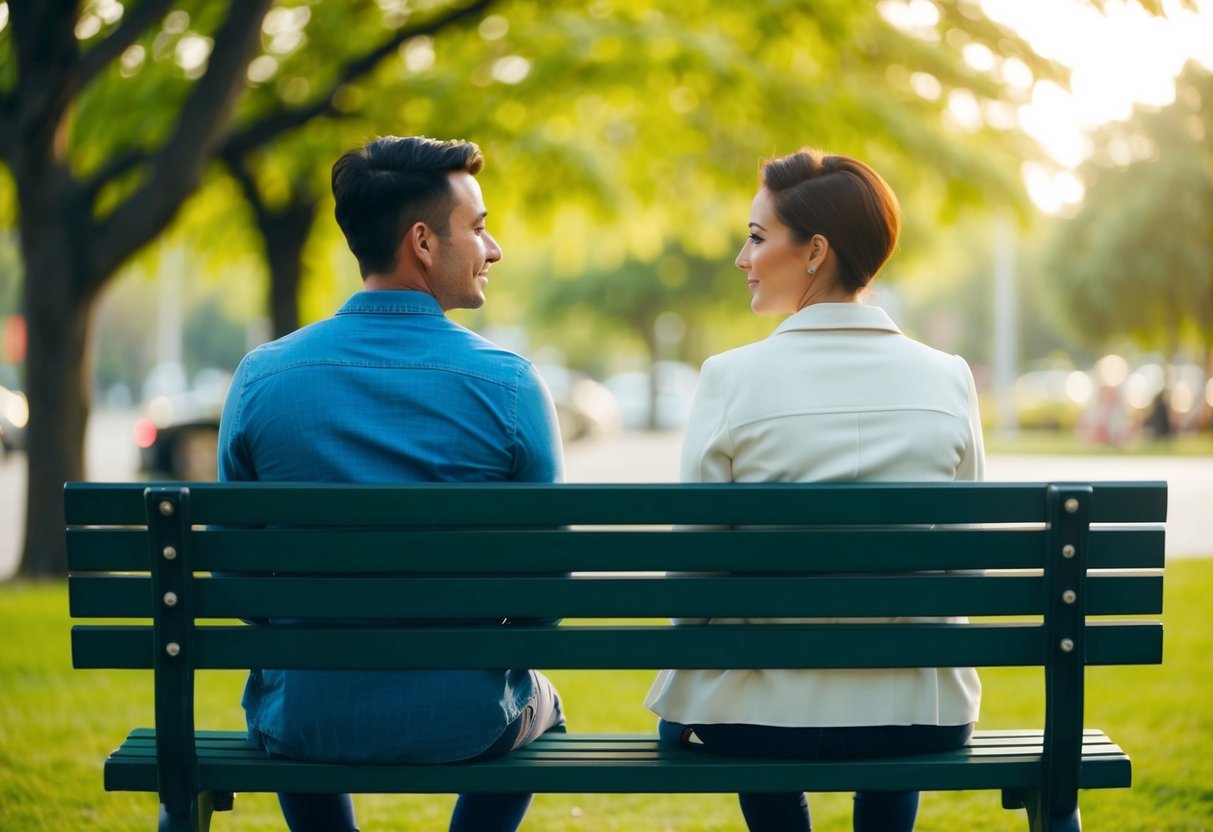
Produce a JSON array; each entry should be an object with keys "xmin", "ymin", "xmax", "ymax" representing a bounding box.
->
[{"xmin": 977, "ymin": 0, "xmax": 1213, "ymax": 212}]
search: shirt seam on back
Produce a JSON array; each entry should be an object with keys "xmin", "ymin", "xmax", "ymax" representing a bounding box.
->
[
  {"xmin": 243, "ymin": 358, "xmax": 518, "ymax": 390},
  {"xmin": 731, "ymin": 405, "xmax": 967, "ymax": 431}
]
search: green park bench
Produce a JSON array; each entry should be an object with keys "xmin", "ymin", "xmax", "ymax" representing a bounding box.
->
[{"xmin": 66, "ymin": 480, "xmax": 1166, "ymax": 832}]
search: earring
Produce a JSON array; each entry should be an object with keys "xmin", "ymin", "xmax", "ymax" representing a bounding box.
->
[{"xmin": 807, "ymin": 265, "xmax": 817, "ymax": 275}]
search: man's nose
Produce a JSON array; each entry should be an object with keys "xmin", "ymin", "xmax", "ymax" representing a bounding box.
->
[{"xmin": 487, "ymin": 233, "xmax": 503, "ymax": 263}]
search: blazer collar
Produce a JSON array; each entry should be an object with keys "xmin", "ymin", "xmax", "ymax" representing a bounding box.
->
[{"xmin": 773, "ymin": 302, "xmax": 902, "ymax": 336}]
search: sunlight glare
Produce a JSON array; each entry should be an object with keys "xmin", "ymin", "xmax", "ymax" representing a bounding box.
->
[{"xmin": 980, "ymin": 0, "xmax": 1212, "ymax": 211}]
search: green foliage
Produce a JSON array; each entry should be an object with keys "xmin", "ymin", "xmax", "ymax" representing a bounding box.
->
[
  {"xmin": 3, "ymin": 559, "xmax": 1211, "ymax": 830},
  {"xmin": 0, "ymin": 0, "xmax": 1057, "ymax": 367},
  {"xmin": 1046, "ymin": 61, "xmax": 1213, "ymax": 356}
]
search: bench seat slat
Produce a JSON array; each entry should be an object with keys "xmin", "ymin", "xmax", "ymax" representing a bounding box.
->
[{"xmin": 102, "ymin": 730, "xmax": 1131, "ymax": 795}]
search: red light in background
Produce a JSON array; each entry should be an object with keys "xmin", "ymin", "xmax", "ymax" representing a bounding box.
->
[
  {"xmin": 3, "ymin": 315, "xmax": 25, "ymax": 363},
  {"xmin": 133, "ymin": 418, "xmax": 158, "ymax": 449}
]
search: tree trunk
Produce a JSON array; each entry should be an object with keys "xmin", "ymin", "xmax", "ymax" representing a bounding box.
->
[
  {"xmin": 17, "ymin": 189, "xmax": 95, "ymax": 578},
  {"xmin": 261, "ymin": 196, "xmax": 319, "ymax": 340}
]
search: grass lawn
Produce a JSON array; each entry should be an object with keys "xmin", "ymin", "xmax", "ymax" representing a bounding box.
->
[
  {"xmin": 3, "ymin": 560, "xmax": 1211, "ymax": 831},
  {"xmin": 984, "ymin": 429, "xmax": 1213, "ymax": 457}
]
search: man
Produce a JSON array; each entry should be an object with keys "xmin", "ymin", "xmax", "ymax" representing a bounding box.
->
[{"xmin": 218, "ymin": 136, "xmax": 566, "ymax": 832}]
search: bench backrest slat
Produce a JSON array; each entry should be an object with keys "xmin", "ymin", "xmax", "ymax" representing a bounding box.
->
[
  {"xmin": 65, "ymin": 523, "xmax": 1166, "ymax": 574},
  {"xmin": 63, "ymin": 481, "xmax": 1167, "ymax": 526},
  {"xmin": 67, "ymin": 482, "xmax": 1165, "ymax": 676},
  {"xmin": 67, "ymin": 572, "xmax": 1163, "ymax": 620},
  {"xmin": 69, "ymin": 619, "xmax": 1163, "ymax": 671}
]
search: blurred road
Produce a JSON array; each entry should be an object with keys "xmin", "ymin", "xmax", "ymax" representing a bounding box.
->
[{"xmin": 1, "ymin": 409, "xmax": 1209, "ymax": 579}]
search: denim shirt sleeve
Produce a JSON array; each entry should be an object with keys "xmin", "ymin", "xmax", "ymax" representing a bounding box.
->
[
  {"xmin": 218, "ymin": 356, "xmax": 256, "ymax": 484},
  {"xmin": 511, "ymin": 361, "xmax": 565, "ymax": 484}
]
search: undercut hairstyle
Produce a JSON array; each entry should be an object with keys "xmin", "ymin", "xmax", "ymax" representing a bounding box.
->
[
  {"xmin": 761, "ymin": 148, "xmax": 901, "ymax": 294},
  {"xmin": 331, "ymin": 136, "xmax": 485, "ymax": 278}
]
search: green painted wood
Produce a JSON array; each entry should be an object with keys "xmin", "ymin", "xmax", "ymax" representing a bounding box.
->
[
  {"xmin": 147, "ymin": 487, "xmax": 200, "ymax": 820},
  {"xmin": 190, "ymin": 528, "xmax": 1051, "ymax": 573},
  {"xmin": 1085, "ymin": 620, "xmax": 1164, "ymax": 664},
  {"xmin": 102, "ymin": 730, "xmax": 1132, "ymax": 795},
  {"xmin": 66, "ymin": 528, "xmax": 149, "ymax": 571},
  {"xmin": 67, "ymin": 572, "xmax": 1162, "ymax": 620},
  {"xmin": 1085, "ymin": 572, "xmax": 1163, "ymax": 614},
  {"xmin": 66, "ymin": 478, "xmax": 1164, "ymax": 818},
  {"xmin": 1040, "ymin": 484, "xmax": 1091, "ymax": 821},
  {"xmin": 65, "ymin": 481, "xmax": 1168, "ymax": 527},
  {"xmin": 71, "ymin": 626, "xmax": 154, "ymax": 669},
  {"xmin": 71, "ymin": 620, "xmax": 1163, "ymax": 671},
  {"xmin": 191, "ymin": 574, "xmax": 1040, "ymax": 619},
  {"xmin": 69, "ymin": 576, "xmax": 151, "ymax": 618},
  {"xmin": 61, "ymin": 523, "xmax": 1164, "ymax": 575},
  {"xmin": 1088, "ymin": 526, "xmax": 1165, "ymax": 568}
]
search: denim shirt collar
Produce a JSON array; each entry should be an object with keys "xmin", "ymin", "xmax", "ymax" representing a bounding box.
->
[{"xmin": 336, "ymin": 290, "xmax": 445, "ymax": 317}]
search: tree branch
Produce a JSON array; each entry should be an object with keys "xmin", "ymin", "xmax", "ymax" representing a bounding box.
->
[
  {"xmin": 220, "ymin": 0, "xmax": 494, "ymax": 161},
  {"xmin": 0, "ymin": 96, "xmax": 14, "ymax": 161},
  {"xmin": 220, "ymin": 150, "xmax": 271, "ymax": 228},
  {"xmin": 7, "ymin": 0, "xmax": 79, "ymax": 152},
  {"xmin": 77, "ymin": 0, "xmax": 179, "ymax": 88},
  {"xmin": 89, "ymin": 0, "xmax": 273, "ymax": 290},
  {"xmin": 82, "ymin": 147, "xmax": 150, "ymax": 200}
]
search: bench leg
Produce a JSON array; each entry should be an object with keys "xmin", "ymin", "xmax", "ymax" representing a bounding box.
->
[
  {"xmin": 1003, "ymin": 790, "xmax": 1082, "ymax": 832},
  {"xmin": 158, "ymin": 791, "xmax": 223, "ymax": 832}
]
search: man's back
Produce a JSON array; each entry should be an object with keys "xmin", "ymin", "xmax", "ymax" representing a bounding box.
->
[
  {"xmin": 219, "ymin": 290, "xmax": 562, "ymax": 485},
  {"xmin": 216, "ymin": 290, "xmax": 564, "ymax": 765}
]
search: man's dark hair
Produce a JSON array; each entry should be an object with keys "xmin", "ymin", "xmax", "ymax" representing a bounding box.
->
[{"xmin": 331, "ymin": 136, "xmax": 485, "ymax": 277}]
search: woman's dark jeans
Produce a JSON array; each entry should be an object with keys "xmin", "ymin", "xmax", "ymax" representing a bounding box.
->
[{"xmin": 658, "ymin": 719, "xmax": 973, "ymax": 832}]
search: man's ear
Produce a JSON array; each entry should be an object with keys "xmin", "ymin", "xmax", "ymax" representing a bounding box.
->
[{"xmin": 404, "ymin": 221, "xmax": 433, "ymax": 269}]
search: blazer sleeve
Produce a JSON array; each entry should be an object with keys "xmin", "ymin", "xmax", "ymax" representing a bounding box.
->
[
  {"xmin": 955, "ymin": 356, "xmax": 986, "ymax": 483},
  {"xmin": 679, "ymin": 356, "xmax": 734, "ymax": 484}
]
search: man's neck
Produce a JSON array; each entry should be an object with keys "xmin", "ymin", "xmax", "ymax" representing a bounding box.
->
[{"xmin": 363, "ymin": 273, "xmax": 430, "ymax": 293}]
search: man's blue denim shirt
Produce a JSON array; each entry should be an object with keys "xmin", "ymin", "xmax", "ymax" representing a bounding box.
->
[{"xmin": 217, "ymin": 290, "xmax": 564, "ymax": 763}]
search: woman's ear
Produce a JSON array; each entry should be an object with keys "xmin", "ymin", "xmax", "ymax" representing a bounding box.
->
[{"xmin": 807, "ymin": 234, "xmax": 830, "ymax": 272}]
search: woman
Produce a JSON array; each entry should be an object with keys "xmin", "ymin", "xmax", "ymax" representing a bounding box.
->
[{"xmin": 644, "ymin": 148, "xmax": 985, "ymax": 832}]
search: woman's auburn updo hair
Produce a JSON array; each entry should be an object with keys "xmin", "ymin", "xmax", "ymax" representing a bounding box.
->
[{"xmin": 761, "ymin": 148, "xmax": 901, "ymax": 295}]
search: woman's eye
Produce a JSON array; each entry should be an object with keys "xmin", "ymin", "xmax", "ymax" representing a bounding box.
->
[{"xmin": 748, "ymin": 233, "xmax": 763, "ymax": 244}]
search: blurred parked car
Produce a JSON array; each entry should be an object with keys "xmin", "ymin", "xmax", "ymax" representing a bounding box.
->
[
  {"xmin": 134, "ymin": 372, "xmax": 230, "ymax": 481},
  {"xmin": 604, "ymin": 361, "xmax": 699, "ymax": 431},
  {"xmin": 0, "ymin": 381, "xmax": 28, "ymax": 455}
]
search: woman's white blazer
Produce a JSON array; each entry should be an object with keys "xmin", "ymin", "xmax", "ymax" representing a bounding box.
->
[{"xmin": 645, "ymin": 302, "xmax": 985, "ymax": 728}]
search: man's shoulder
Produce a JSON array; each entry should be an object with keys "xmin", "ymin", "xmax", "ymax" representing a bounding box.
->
[{"xmin": 449, "ymin": 325, "xmax": 537, "ymax": 376}]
